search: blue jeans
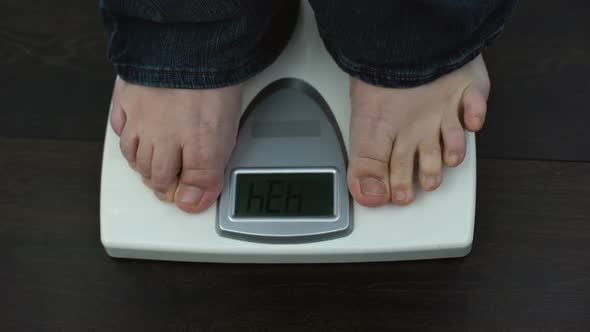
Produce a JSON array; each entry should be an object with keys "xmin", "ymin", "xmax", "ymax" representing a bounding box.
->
[{"xmin": 100, "ymin": 0, "xmax": 518, "ymax": 89}]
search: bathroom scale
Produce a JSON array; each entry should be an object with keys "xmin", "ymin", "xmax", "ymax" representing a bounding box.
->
[{"xmin": 100, "ymin": 1, "xmax": 476, "ymax": 263}]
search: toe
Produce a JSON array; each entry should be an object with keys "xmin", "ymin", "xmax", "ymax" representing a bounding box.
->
[
  {"xmin": 149, "ymin": 144, "xmax": 181, "ymax": 202},
  {"xmin": 462, "ymin": 86, "xmax": 488, "ymax": 132},
  {"xmin": 119, "ymin": 128, "xmax": 139, "ymax": 166},
  {"xmin": 347, "ymin": 113, "xmax": 394, "ymax": 207},
  {"xmin": 418, "ymin": 137, "xmax": 442, "ymax": 191},
  {"xmin": 441, "ymin": 112, "xmax": 466, "ymax": 168},
  {"xmin": 135, "ymin": 140, "xmax": 154, "ymax": 179},
  {"xmin": 389, "ymin": 139, "xmax": 416, "ymax": 205},
  {"xmin": 348, "ymin": 158, "xmax": 391, "ymax": 207},
  {"xmin": 175, "ymin": 145, "xmax": 225, "ymax": 213},
  {"xmin": 110, "ymin": 101, "xmax": 127, "ymax": 136}
]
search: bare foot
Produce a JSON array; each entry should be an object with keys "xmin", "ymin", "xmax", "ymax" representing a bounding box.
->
[
  {"xmin": 110, "ymin": 78, "xmax": 242, "ymax": 213},
  {"xmin": 347, "ymin": 55, "xmax": 490, "ymax": 206}
]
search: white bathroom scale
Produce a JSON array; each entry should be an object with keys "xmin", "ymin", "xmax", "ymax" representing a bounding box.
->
[{"xmin": 100, "ymin": 1, "xmax": 476, "ymax": 263}]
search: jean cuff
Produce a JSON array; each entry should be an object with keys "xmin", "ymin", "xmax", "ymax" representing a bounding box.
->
[
  {"xmin": 322, "ymin": 25, "xmax": 505, "ymax": 88},
  {"xmin": 105, "ymin": 0, "xmax": 299, "ymax": 89},
  {"xmin": 113, "ymin": 48, "xmax": 283, "ymax": 89}
]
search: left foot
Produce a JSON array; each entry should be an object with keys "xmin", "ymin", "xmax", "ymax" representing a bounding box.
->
[{"xmin": 347, "ymin": 55, "xmax": 490, "ymax": 207}]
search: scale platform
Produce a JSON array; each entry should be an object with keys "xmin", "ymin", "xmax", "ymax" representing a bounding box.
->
[{"xmin": 100, "ymin": 1, "xmax": 476, "ymax": 263}]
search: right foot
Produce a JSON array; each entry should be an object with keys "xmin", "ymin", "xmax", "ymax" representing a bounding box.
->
[
  {"xmin": 347, "ymin": 55, "xmax": 489, "ymax": 207},
  {"xmin": 110, "ymin": 78, "xmax": 242, "ymax": 213}
]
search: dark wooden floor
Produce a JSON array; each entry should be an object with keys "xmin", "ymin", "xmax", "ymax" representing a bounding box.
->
[{"xmin": 2, "ymin": 0, "xmax": 590, "ymax": 331}]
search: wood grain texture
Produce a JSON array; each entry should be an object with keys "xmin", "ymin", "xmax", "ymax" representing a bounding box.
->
[
  {"xmin": 480, "ymin": 0, "xmax": 590, "ymax": 160},
  {"xmin": 1, "ymin": 138, "xmax": 589, "ymax": 331},
  {"xmin": 0, "ymin": 0, "xmax": 114, "ymax": 140}
]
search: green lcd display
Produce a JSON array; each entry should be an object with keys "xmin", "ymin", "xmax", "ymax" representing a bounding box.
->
[{"xmin": 233, "ymin": 172, "xmax": 334, "ymax": 218}]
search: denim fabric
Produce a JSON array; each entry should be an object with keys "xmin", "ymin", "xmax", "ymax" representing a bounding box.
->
[
  {"xmin": 100, "ymin": 0, "xmax": 299, "ymax": 88},
  {"xmin": 100, "ymin": 0, "xmax": 518, "ymax": 89},
  {"xmin": 309, "ymin": 0, "xmax": 518, "ymax": 87}
]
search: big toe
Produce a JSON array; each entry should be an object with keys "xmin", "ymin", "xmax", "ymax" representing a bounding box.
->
[
  {"xmin": 347, "ymin": 114, "xmax": 394, "ymax": 207},
  {"xmin": 174, "ymin": 146, "xmax": 226, "ymax": 214},
  {"xmin": 348, "ymin": 160, "xmax": 391, "ymax": 207}
]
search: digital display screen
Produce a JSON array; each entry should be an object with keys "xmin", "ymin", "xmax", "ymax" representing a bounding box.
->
[{"xmin": 233, "ymin": 172, "xmax": 334, "ymax": 218}]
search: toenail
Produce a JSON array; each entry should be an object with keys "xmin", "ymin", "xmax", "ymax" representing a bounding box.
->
[
  {"xmin": 154, "ymin": 190, "xmax": 168, "ymax": 201},
  {"xmin": 426, "ymin": 176, "xmax": 440, "ymax": 188},
  {"xmin": 177, "ymin": 185, "xmax": 203, "ymax": 205},
  {"xmin": 473, "ymin": 115, "xmax": 483, "ymax": 126},
  {"xmin": 359, "ymin": 177, "xmax": 387, "ymax": 196},
  {"xmin": 393, "ymin": 191, "xmax": 407, "ymax": 202},
  {"xmin": 448, "ymin": 153, "xmax": 460, "ymax": 165}
]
